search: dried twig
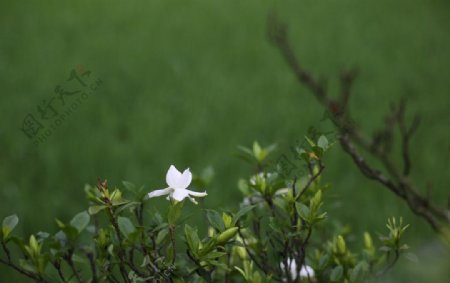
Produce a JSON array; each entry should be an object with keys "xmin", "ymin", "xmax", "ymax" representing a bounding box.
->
[{"xmin": 268, "ymin": 15, "xmax": 449, "ymax": 232}]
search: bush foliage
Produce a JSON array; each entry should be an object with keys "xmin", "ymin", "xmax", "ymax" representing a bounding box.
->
[{"xmin": 0, "ymin": 136, "xmax": 410, "ymax": 282}]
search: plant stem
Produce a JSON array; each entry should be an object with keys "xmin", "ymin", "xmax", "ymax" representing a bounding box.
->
[{"xmin": 169, "ymin": 225, "xmax": 176, "ymax": 265}]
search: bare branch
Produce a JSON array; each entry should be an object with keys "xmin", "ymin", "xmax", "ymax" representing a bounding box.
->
[{"xmin": 268, "ymin": 15, "xmax": 449, "ymax": 232}]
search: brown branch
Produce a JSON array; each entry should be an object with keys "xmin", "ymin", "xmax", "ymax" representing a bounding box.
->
[
  {"xmin": 397, "ymin": 98, "xmax": 421, "ymax": 176},
  {"xmin": 64, "ymin": 251, "xmax": 85, "ymax": 283},
  {"xmin": 169, "ymin": 225, "xmax": 177, "ymax": 265},
  {"xmin": 295, "ymin": 161, "xmax": 325, "ymax": 201},
  {"xmin": 268, "ymin": 15, "xmax": 449, "ymax": 232},
  {"xmin": 86, "ymin": 252, "xmax": 97, "ymax": 283},
  {"xmin": 0, "ymin": 258, "xmax": 48, "ymax": 282},
  {"xmin": 237, "ymin": 228, "xmax": 283, "ymax": 282}
]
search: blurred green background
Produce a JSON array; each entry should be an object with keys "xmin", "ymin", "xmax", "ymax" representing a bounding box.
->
[{"xmin": 1, "ymin": 0, "xmax": 449, "ymax": 281}]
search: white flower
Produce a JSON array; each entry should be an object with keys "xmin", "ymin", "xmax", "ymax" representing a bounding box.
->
[
  {"xmin": 299, "ymin": 265, "xmax": 314, "ymax": 278},
  {"xmin": 147, "ymin": 165, "xmax": 207, "ymax": 204},
  {"xmin": 280, "ymin": 258, "xmax": 314, "ymax": 281}
]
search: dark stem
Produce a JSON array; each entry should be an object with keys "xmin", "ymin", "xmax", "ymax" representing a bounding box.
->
[
  {"xmin": 86, "ymin": 252, "xmax": 98, "ymax": 283},
  {"xmin": 169, "ymin": 225, "xmax": 177, "ymax": 265},
  {"xmin": 296, "ymin": 161, "xmax": 325, "ymax": 201},
  {"xmin": 64, "ymin": 251, "xmax": 85, "ymax": 283},
  {"xmin": 0, "ymin": 257, "xmax": 48, "ymax": 282},
  {"xmin": 268, "ymin": 15, "xmax": 449, "ymax": 232}
]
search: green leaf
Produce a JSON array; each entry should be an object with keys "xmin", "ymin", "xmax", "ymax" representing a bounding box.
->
[
  {"xmin": 68, "ymin": 226, "xmax": 81, "ymax": 241},
  {"xmin": 184, "ymin": 224, "xmax": 200, "ymax": 254},
  {"xmin": 203, "ymin": 251, "xmax": 227, "ymax": 260},
  {"xmin": 206, "ymin": 210, "xmax": 225, "ymax": 231},
  {"xmin": 350, "ymin": 261, "xmax": 367, "ymax": 282},
  {"xmin": 117, "ymin": 216, "xmax": 136, "ymax": 239},
  {"xmin": 88, "ymin": 205, "xmax": 107, "ymax": 215},
  {"xmin": 295, "ymin": 203, "xmax": 310, "ymax": 222},
  {"xmin": 156, "ymin": 228, "xmax": 169, "ymax": 245},
  {"xmin": 330, "ymin": 265, "xmax": 343, "ymax": 282},
  {"xmin": 2, "ymin": 214, "xmax": 19, "ymax": 239},
  {"xmin": 238, "ymin": 179, "xmax": 251, "ymax": 195},
  {"xmin": 253, "ymin": 141, "xmax": 262, "ymax": 160},
  {"xmin": 232, "ymin": 205, "xmax": 255, "ymax": 225},
  {"xmin": 168, "ymin": 201, "xmax": 184, "ymax": 225},
  {"xmin": 304, "ymin": 136, "xmax": 316, "ymax": 147},
  {"xmin": 36, "ymin": 232, "xmax": 50, "ymax": 240},
  {"xmin": 57, "ymin": 224, "xmax": 79, "ymax": 242},
  {"xmin": 114, "ymin": 201, "xmax": 141, "ymax": 216},
  {"xmin": 110, "ymin": 189, "xmax": 128, "ymax": 206},
  {"xmin": 318, "ymin": 254, "xmax": 330, "ymax": 270},
  {"xmin": 237, "ymin": 145, "xmax": 253, "ymax": 157},
  {"xmin": 317, "ymin": 135, "xmax": 329, "ymax": 149},
  {"xmin": 19, "ymin": 259, "xmax": 38, "ymax": 274},
  {"xmin": 234, "ymin": 266, "xmax": 247, "ymax": 279},
  {"xmin": 199, "ymin": 237, "xmax": 218, "ymax": 257},
  {"xmin": 72, "ymin": 254, "xmax": 86, "ymax": 263},
  {"xmin": 310, "ymin": 190, "xmax": 323, "ymax": 210},
  {"xmin": 70, "ymin": 211, "xmax": 90, "ymax": 233}
]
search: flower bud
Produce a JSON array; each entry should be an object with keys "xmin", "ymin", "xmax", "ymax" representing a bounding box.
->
[
  {"xmin": 222, "ymin": 213, "xmax": 233, "ymax": 229},
  {"xmin": 208, "ymin": 226, "xmax": 215, "ymax": 237},
  {"xmin": 29, "ymin": 235, "xmax": 39, "ymax": 253},
  {"xmin": 217, "ymin": 227, "xmax": 239, "ymax": 244},
  {"xmin": 336, "ymin": 235, "xmax": 346, "ymax": 254},
  {"xmin": 25, "ymin": 235, "xmax": 41, "ymax": 259},
  {"xmin": 363, "ymin": 232, "xmax": 373, "ymax": 250},
  {"xmin": 235, "ymin": 246, "xmax": 248, "ymax": 260}
]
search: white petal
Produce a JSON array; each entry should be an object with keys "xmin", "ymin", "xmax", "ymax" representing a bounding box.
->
[
  {"xmin": 187, "ymin": 196, "xmax": 198, "ymax": 205},
  {"xmin": 166, "ymin": 165, "xmax": 182, "ymax": 188},
  {"xmin": 147, "ymin": 188, "xmax": 172, "ymax": 199},
  {"xmin": 177, "ymin": 168, "xmax": 192, "ymax": 189},
  {"xmin": 171, "ymin": 189, "xmax": 191, "ymax": 202},
  {"xmin": 299, "ymin": 265, "xmax": 314, "ymax": 278},
  {"xmin": 186, "ymin": 189, "xmax": 207, "ymax": 198},
  {"xmin": 289, "ymin": 258, "xmax": 297, "ymax": 280},
  {"xmin": 280, "ymin": 258, "xmax": 298, "ymax": 280}
]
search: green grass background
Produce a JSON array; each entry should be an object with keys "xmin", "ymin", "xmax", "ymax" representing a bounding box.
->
[{"xmin": 1, "ymin": 0, "xmax": 449, "ymax": 281}]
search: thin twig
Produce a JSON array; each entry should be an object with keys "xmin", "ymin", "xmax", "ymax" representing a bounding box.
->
[
  {"xmin": 268, "ymin": 15, "xmax": 449, "ymax": 232},
  {"xmin": 0, "ymin": 257, "xmax": 48, "ymax": 282},
  {"xmin": 295, "ymin": 161, "xmax": 325, "ymax": 201}
]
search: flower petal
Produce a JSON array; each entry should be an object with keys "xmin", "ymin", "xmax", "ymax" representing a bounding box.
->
[
  {"xmin": 299, "ymin": 265, "xmax": 314, "ymax": 278},
  {"xmin": 177, "ymin": 168, "xmax": 192, "ymax": 189},
  {"xmin": 187, "ymin": 196, "xmax": 198, "ymax": 205},
  {"xmin": 166, "ymin": 165, "xmax": 182, "ymax": 188},
  {"xmin": 280, "ymin": 258, "xmax": 298, "ymax": 280},
  {"xmin": 186, "ymin": 189, "xmax": 207, "ymax": 198},
  {"xmin": 288, "ymin": 258, "xmax": 297, "ymax": 280},
  {"xmin": 147, "ymin": 188, "xmax": 172, "ymax": 199},
  {"xmin": 171, "ymin": 189, "xmax": 191, "ymax": 202}
]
